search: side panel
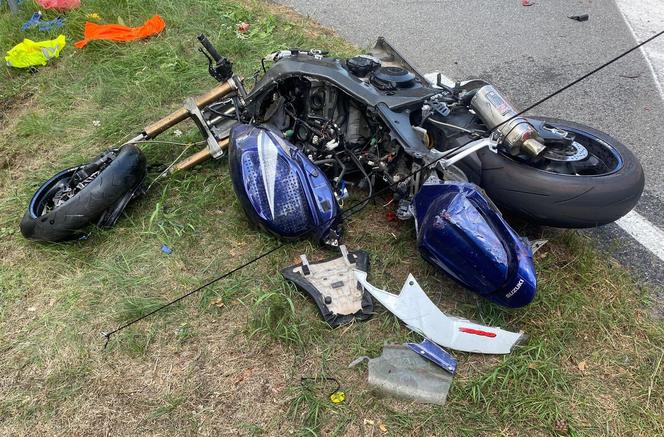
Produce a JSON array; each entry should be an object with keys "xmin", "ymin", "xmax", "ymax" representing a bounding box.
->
[{"xmin": 413, "ymin": 180, "xmax": 536, "ymax": 307}]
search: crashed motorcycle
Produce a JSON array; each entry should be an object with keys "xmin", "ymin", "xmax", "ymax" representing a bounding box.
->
[{"xmin": 20, "ymin": 36, "xmax": 645, "ymax": 308}]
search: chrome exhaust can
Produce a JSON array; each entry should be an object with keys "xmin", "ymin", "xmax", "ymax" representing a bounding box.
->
[{"xmin": 470, "ymin": 85, "xmax": 545, "ymax": 157}]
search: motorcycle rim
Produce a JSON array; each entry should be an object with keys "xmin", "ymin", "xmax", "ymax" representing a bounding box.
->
[{"xmin": 510, "ymin": 123, "xmax": 624, "ymax": 176}]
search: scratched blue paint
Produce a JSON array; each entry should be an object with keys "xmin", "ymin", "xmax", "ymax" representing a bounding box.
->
[{"xmin": 413, "ymin": 180, "xmax": 536, "ymax": 307}]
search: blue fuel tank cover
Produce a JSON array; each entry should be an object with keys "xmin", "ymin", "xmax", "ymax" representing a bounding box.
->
[
  {"xmin": 413, "ymin": 179, "xmax": 536, "ymax": 307},
  {"xmin": 228, "ymin": 123, "xmax": 342, "ymax": 245}
]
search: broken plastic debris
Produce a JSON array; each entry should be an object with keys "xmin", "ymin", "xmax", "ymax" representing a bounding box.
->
[
  {"xmin": 38, "ymin": 16, "xmax": 65, "ymax": 31},
  {"xmin": 405, "ymin": 338, "xmax": 457, "ymax": 374},
  {"xmin": 568, "ymin": 14, "xmax": 589, "ymax": 22},
  {"xmin": 329, "ymin": 390, "xmax": 346, "ymax": 404},
  {"xmin": 74, "ymin": 15, "xmax": 166, "ymax": 49},
  {"xmin": 237, "ymin": 22, "xmax": 250, "ymax": 33},
  {"xmin": 530, "ymin": 238, "xmax": 548, "ymax": 253},
  {"xmin": 161, "ymin": 244, "xmax": 172, "ymax": 255},
  {"xmin": 5, "ymin": 34, "xmax": 66, "ymax": 68},
  {"xmin": 348, "ymin": 356, "xmax": 369, "ymax": 368},
  {"xmin": 21, "ymin": 11, "xmax": 42, "ymax": 31},
  {"xmin": 282, "ymin": 245, "xmax": 373, "ymax": 327},
  {"xmin": 366, "ymin": 345, "xmax": 453, "ymax": 405},
  {"xmin": 355, "ymin": 271, "xmax": 525, "ymax": 354}
]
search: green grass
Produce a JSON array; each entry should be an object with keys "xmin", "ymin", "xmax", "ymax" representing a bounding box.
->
[{"xmin": 1, "ymin": 0, "xmax": 663, "ymax": 435}]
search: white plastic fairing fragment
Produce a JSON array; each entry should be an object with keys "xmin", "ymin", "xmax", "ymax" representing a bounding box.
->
[
  {"xmin": 257, "ymin": 130, "xmax": 279, "ymax": 219},
  {"xmin": 354, "ymin": 272, "xmax": 524, "ymax": 354}
]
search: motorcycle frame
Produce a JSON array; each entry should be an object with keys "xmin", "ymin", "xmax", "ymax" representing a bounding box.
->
[{"xmin": 118, "ymin": 79, "xmax": 500, "ymax": 184}]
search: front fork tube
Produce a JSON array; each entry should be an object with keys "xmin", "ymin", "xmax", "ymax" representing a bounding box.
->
[{"xmin": 126, "ymin": 76, "xmax": 243, "ymax": 173}]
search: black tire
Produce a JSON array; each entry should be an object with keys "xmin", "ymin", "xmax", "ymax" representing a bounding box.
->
[
  {"xmin": 476, "ymin": 117, "xmax": 644, "ymax": 228},
  {"xmin": 20, "ymin": 144, "xmax": 147, "ymax": 242}
]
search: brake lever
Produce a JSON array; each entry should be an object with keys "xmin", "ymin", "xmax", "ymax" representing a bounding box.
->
[
  {"xmin": 199, "ymin": 47, "xmax": 214, "ymax": 72},
  {"xmin": 197, "ymin": 35, "xmax": 233, "ymax": 83}
]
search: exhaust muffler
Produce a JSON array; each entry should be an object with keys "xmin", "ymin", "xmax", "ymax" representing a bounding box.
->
[{"xmin": 470, "ymin": 85, "xmax": 546, "ymax": 158}]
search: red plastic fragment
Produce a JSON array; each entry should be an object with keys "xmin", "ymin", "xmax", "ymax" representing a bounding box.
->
[
  {"xmin": 521, "ymin": 0, "xmax": 534, "ymax": 6},
  {"xmin": 459, "ymin": 327, "xmax": 497, "ymax": 337}
]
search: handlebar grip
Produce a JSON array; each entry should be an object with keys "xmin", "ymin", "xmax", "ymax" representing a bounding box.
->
[{"xmin": 197, "ymin": 34, "xmax": 222, "ymax": 63}]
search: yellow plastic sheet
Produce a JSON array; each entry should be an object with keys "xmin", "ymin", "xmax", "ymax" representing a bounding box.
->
[{"xmin": 5, "ymin": 34, "xmax": 66, "ymax": 68}]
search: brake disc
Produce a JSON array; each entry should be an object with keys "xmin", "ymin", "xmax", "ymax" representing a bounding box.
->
[{"xmin": 542, "ymin": 141, "xmax": 588, "ymax": 162}]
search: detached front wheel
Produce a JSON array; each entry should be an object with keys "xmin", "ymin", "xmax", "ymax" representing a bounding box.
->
[
  {"xmin": 477, "ymin": 117, "xmax": 645, "ymax": 228},
  {"xmin": 20, "ymin": 144, "xmax": 147, "ymax": 242}
]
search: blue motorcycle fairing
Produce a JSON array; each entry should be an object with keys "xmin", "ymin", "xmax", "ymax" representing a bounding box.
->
[
  {"xmin": 413, "ymin": 180, "xmax": 536, "ymax": 308},
  {"xmin": 228, "ymin": 123, "xmax": 342, "ymax": 244}
]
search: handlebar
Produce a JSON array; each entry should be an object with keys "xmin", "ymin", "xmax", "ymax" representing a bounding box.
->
[
  {"xmin": 197, "ymin": 34, "xmax": 233, "ymax": 82},
  {"xmin": 197, "ymin": 34, "xmax": 222, "ymax": 63}
]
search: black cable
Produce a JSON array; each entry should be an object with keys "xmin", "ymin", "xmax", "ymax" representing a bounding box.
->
[
  {"xmin": 301, "ymin": 376, "xmax": 342, "ymax": 401},
  {"xmin": 207, "ymin": 103, "xmax": 237, "ymax": 120},
  {"xmin": 102, "ymin": 164, "xmax": 396, "ymax": 347},
  {"xmin": 344, "ymin": 144, "xmax": 373, "ymax": 210},
  {"xmin": 101, "ymin": 29, "xmax": 664, "ymax": 346},
  {"xmin": 492, "ymin": 28, "xmax": 664, "ymax": 132},
  {"xmin": 426, "ymin": 118, "xmax": 482, "ymax": 136},
  {"xmin": 101, "ymin": 243, "xmax": 286, "ymax": 347}
]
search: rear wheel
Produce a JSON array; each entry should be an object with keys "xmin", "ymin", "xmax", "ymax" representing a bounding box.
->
[{"xmin": 475, "ymin": 117, "xmax": 644, "ymax": 228}]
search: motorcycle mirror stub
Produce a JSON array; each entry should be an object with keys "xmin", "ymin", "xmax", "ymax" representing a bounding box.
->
[
  {"xmin": 228, "ymin": 123, "xmax": 342, "ymax": 245},
  {"xmin": 411, "ymin": 178, "xmax": 537, "ymax": 307}
]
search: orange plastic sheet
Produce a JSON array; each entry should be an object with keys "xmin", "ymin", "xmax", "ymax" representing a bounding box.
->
[{"xmin": 74, "ymin": 15, "xmax": 166, "ymax": 49}]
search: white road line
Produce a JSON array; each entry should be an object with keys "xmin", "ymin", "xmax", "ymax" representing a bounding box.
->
[
  {"xmin": 616, "ymin": 211, "xmax": 664, "ymax": 263},
  {"xmin": 614, "ymin": 1, "xmax": 664, "ymax": 261},
  {"xmin": 615, "ymin": 0, "xmax": 664, "ymax": 101}
]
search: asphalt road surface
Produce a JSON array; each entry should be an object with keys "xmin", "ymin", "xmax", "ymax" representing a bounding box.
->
[{"xmin": 277, "ymin": 0, "xmax": 664, "ymax": 311}]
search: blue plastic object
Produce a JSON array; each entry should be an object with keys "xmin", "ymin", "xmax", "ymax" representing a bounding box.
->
[
  {"xmin": 21, "ymin": 11, "xmax": 64, "ymax": 32},
  {"xmin": 21, "ymin": 11, "xmax": 42, "ymax": 31},
  {"xmin": 38, "ymin": 16, "xmax": 64, "ymax": 31},
  {"xmin": 406, "ymin": 338, "xmax": 457, "ymax": 374},
  {"xmin": 228, "ymin": 123, "xmax": 342, "ymax": 245},
  {"xmin": 413, "ymin": 179, "xmax": 536, "ymax": 307},
  {"xmin": 161, "ymin": 244, "xmax": 172, "ymax": 255}
]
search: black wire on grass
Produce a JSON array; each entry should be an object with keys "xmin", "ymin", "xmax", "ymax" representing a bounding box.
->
[
  {"xmin": 300, "ymin": 377, "xmax": 344, "ymax": 404},
  {"xmin": 101, "ymin": 28, "xmax": 664, "ymax": 347}
]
